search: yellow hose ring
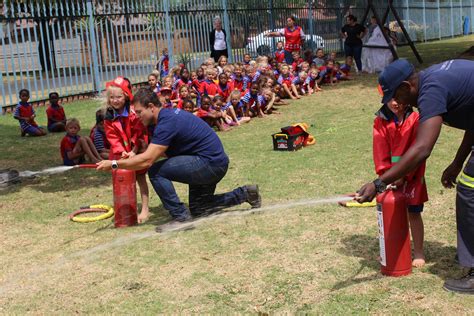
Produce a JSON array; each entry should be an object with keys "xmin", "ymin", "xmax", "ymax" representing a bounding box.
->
[{"xmin": 70, "ymin": 204, "xmax": 114, "ymax": 223}]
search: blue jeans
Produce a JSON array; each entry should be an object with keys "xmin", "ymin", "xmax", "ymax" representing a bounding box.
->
[
  {"xmin": 344, "ymin": 43, "xmax": 363, "ymax": 71},
  {"xmin": 148, "ymin": 155, "xmax": 248, "ymax": 220}
]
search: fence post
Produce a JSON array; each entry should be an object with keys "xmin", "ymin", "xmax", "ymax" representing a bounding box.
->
[
  {"xmin": 86, "ymin": 0, "xmax": 101, "ymax": 92},
  {"xmin": 337, "ymin": 0, "xmax": 343, "ymax": 53},
  {"xmin": 269, "ymin": 0, "xmax": 276, "ymax": 51},
  {"xmin": 451, "ymin": 0, "xmax": 454, "ymax": 37},
  {"xmin": 472, "ymin": 0, "xmax": 474, "ymax": 34},
  {"xmin": 422, "ymin": 0, "xmax": 427, "ymax": 42},
  {"xmin": 164, "ymin": 0, "xmax": 174, "ymax": 68},
  {"xmin": 437, "ymin": 0, "xmax": 442, "ymax": 39},
  {"xmin": 0, "ymin": 22, "xmax": 6, "ymax": 111},
  {"xmin": 221, "ymin": 0, "xmax": 233, "ymax": 62},
  {"xmin": 308, "ymin": 0, "xmax": 314, "ymax": 43},
  {"xmin": 405, "ymin": 0, "xmax": 410, "ymax": 35}
]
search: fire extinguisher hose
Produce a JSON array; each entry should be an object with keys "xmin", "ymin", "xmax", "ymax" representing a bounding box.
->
[{"xmin": 69, "ymin": 204, "xmax": 114, "ymax": 223}]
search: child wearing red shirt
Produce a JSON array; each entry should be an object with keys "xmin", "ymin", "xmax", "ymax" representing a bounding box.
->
[
  {"xmin": 60, "ymin": 118, "xmax": 101, "ymax": 166},
  {"xmin": 200, "ymin": 68, "xmax": 219, "ymax": 97},
  {"xmin": 14, "ymin": 89, "xmax": 46, "ymax": 137},
  {"xmin": 373, "ymin": 101, "xmax": 428, "ymax": 268},
  {"xmin": 196, "ymin": 95, "xmax": 228, "ymax": 131},
  {"xmin": 216, "ymin": 73, "xmax": 234, "ymax": 102},
  {"xmin": 46, "ymin": 92, "xmax": 66, "ymax": 132},
  {"xmin": 274, "ymin": 41, "xmax": 285, "ymax": 63}
]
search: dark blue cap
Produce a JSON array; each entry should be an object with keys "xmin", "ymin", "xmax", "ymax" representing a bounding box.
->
[{"xmin": 378, "ymin": 59, "xmax": 415, "ymax": 104}]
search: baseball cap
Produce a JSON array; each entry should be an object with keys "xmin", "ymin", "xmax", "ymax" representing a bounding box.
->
[{"xmin": 378, "ymin": 59, "xmax": 415, "ymax": 104}]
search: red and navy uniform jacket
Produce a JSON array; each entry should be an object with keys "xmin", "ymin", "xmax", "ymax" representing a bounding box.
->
[
  {"xmin": 274, "ymin": 49, "xmax": 285, "ymax": 63},
  {"xmin": 173, "ymin": 79, "xmax": 192, "ymax": 92},
  {"xmin": 231, "ymin": 75, "xmax": 250, "ymax": 93},
  {"xmin": 196, "ymin": 108, "xmax": 209, "ymax": 119},
  {"xmin": 90, "ymin": 125, "xmax": 110, "ymax": 152},
  {"xmin": 192, "ymin": 78, "xmax": 205, "ymax": 93},
  {"xmin": 157, "ymin": 54, "xmax": 169, "ymax": 77},
  {"xmin": 277, "ymin": 73, "xmax": 294, "ymax": 87},
  {"xmin": 284, "ymin": 26, "xmax": 303, "ymax": 52},
  {"xmin": 46, "ymin": 104, "xmax": 66, "ymax": 128},
  {"xmin": 318, "ymin": 66, "xmax": 333, "ymax": 83},
  {"xmin": 340, "ymin": 63, "xmax": 351, "ymax": 76},
  {"xmin": 291, "ymin": 57, "xmax": 304, "ymax": 72},
  {"xmin": 291, "ymin": 76, "xmax": 305, "ymax": 87},
  {"xmin": 216, "ymin": 82, "xmax": 234, "ymax": 100},
  {"xmin": 200, "ymin": 80, "xmax": 219, "ymax": 96},
  {"xmin": 273, "ymin": 69, "xmax": 280, "ymax": 80},
  {"xmin": 304, "ymin": 76, "xmax": 319, "ymax": 89},
  {"xmin": 14, "ymin": 102, "xmax": 38, "ymax": 130},
  {"xmin": 252, "ymin": 70, "xmax": 262, "ymax": 83},
  {"xmin": 60, "ymin": 134, "xmax": 83, "ymax": 166},
  {"xmin": 373, "ymin": 106, "xmax": 428, "ymax": 205},
  {"xmin": 104, "ymin": 104, "xmax": 147, "ymax": 160},
  {"xmin": 241, "ymin": 91, "xmax": 259, "ymax": 110}
]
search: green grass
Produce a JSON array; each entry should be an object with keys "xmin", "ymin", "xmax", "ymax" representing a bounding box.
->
[{"xmin": 1, "ymin": 35, "xmax": 474, "ymax": 313}]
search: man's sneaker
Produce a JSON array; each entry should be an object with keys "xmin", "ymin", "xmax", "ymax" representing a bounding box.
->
[
  {"xmin": 443, "ymin": 268, "xmax": 474, "ymax": 294},
  {"xmin": 155, "ymin": 215, "xmax": 193, "ymax": 233},
  {"xmin": 244, "ymin": 185, "xmax": 261, "ymax": 209}
]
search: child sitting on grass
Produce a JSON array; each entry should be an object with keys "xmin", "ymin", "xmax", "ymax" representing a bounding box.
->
[
  {"xmin": 148, "ymin": 72, "xmax": 160, "ymax": 94},
  {"xmin": 305, "ymin": 68, "xmax": 323, "ymax": 95},
  {"xmin": 14, "ymin": 89, "xmax": 47, "ymax": 137},
  {"xmin": 90, "ymin": 109, "xmax": 110, "ymax": 160},
  {"xmin": 277, "ymin": 65, "xmax": 297, "ymax": 100},
  {"xmin": 60, "ymin": 118, "xmax": 102, "ymax": 166},
  {"xmin": 196, "ymin": 95, "xmax": 228, "ymax": 132},
  {"xmin": 373, "ymin": 100, "xmax": 428, "ymax": 268},
  {"xmin": 291, "ymin": 71, "xmax": 308, "ymax": 98},
  {"xmin": 183, "ymin": 99, "xmax": 196, "ymax": 114},
  {"xmin": 46, "ymin": 91, "xmax": 67, "ymax": 132}
]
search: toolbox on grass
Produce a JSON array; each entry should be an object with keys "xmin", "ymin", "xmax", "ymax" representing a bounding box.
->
[{"xmin": 272, "ymin": 126, "xmax": 307, "ymax": 151}]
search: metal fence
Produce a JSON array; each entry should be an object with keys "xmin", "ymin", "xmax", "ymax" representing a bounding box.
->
[{"xmin": 1, "ymin": 0, "xmax": 473, "ymax": 110}]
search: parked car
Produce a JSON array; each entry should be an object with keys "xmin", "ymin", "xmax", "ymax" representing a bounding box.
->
[{"xmin": 246, "ymin": 29, "xmax": 325, "ymax": 56}]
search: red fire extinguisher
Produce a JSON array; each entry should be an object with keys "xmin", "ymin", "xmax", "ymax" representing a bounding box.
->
[
  {"xmin": 112, "ymin": 169, "xmax": 137, "ymax": 228},
  {"xmin": 376, "ymin": 188, "xmax": 412, "ymax": 277}
]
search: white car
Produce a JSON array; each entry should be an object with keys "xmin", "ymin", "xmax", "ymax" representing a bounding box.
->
[{"xmin": 246, "ymin": 29, "xmax": 325, "ymax": 56}]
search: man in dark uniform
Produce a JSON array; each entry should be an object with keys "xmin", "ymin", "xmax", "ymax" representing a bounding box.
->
[
  {"xmin": 356, "ymin": 59, "xmax": 474, "ymax": 294},
  {"xmin": 97, "ymin": 89, "xmax": 261, "ymax": 231}
]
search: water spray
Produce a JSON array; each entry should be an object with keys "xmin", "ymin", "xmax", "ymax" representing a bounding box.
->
[{"xmin": 0, "ymin": 164, "xmax": 98, "ymax": 187}]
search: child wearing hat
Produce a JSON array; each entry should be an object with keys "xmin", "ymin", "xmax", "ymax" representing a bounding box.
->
[{"xmin": 104, "ymin": 77, "xmax": 150, "ymax": 223}]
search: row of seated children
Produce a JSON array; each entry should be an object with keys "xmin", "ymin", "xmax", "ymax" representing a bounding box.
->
[{"xmin": 146, "ymin": 46, "xmax": 354, "ymax": 131}]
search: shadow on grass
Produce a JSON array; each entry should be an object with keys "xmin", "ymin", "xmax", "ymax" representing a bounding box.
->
[
  {"xmin": 141, "ymin": 205, "xmax": 171, "ymax": 226},
  {"xmin": 334, "ymin": 234, "xmax": 458, "ymax": 290},
  {"xmin": 0, "ymin": 170, "xmax": 111, "ymax": 195}
]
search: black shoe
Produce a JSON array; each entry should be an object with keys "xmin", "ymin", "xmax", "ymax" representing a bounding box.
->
[
  {"xmin": 155, "ymin": 215, "xmax": 193, "ymax": 233},
  {"xmin": 443, "ymin": 268, "xmax": 474, "ymax": 294},
  {"xmin": 244, "ymin": 185, "xmax": 261, "ymax": 209},
  {"xmin": 454, "ymin": 254, "xmax": 459, "ymax": 264}
]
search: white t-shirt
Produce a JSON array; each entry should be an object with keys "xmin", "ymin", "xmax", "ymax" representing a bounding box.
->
[{"xmin": 214, "ymin": 30, "xmax": 227, "ymax": 50}]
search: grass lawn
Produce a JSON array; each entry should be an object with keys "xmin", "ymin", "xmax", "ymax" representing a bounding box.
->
[{"xmin": 1, "ymin": 35, "xmax": 474, "ymax": 313}]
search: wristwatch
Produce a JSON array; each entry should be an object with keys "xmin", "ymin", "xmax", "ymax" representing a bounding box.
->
[
  {"xmin": 373, "ymin": 178, "xmax": 387, "ymax": 193},
  {"xmin": 111, "ymin": 160, "xmax": 119, "ymax": 170}
]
